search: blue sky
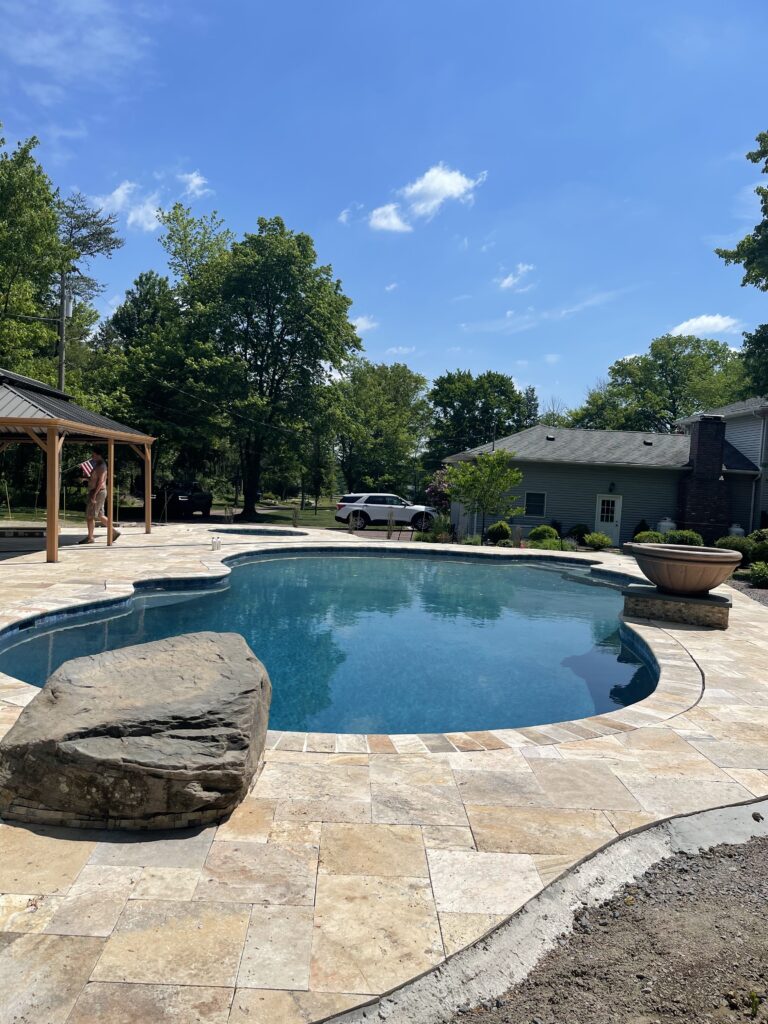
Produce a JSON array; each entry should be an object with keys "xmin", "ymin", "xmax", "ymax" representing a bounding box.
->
[{"xmin": 1, "ymin": 0, "xmax": 767, "ymax": 407}]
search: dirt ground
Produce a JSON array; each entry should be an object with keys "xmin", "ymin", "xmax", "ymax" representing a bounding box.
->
[{"xmin": 453, "ymin": 835, "xmax": 768, "ymax": 1024}]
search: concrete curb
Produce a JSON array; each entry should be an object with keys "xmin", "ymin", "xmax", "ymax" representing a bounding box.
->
[{"xmin": 323, "ymin": 796, "xmax": 768, "ymax": 1024}]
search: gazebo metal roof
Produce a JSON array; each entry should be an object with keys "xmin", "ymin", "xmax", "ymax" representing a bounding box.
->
[
  {"xmin": 0, "ymin": 368, "xmax": 153, "ymax": 443},
  {"xmin": 0, "ymin": 367, "xmax": 155, "ymax": 562}
]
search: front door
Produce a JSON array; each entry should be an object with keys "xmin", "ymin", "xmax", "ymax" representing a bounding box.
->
[{"xmin": 595, "ymin": 494, "xmax": 622, "ymax": 546}]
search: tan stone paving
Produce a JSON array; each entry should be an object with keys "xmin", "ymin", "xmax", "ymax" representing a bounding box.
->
[{"xmin": 0, "ymin": 523, "xmax": 767, "ymax": 1022}]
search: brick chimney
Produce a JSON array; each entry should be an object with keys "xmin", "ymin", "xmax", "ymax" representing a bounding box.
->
[{"xmin": 678, "ymin": 416, "xmax": 729, "ymax": 543}]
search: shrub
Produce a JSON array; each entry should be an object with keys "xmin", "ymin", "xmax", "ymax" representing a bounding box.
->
[
  {"xmin": 583, "ymin": 531, "xmax": 613, "ymax": 550},
  {"xmin": 633, "ymin": 519, "xmax": 651, "ymax": 537},
  {"xmin": 486, "ymin": 520, "xmax": 512, "ymax": 545},
  {"xmin": 560, "ymin": 538, "xmax": 577, "ymax": 551},
  {"xmin": 549, "ymin": 519, "xmax": 563, "ymax": 536},
  {"xmin": 753, "ymin": 540, "xmax": 768, "ymax": 563},
  {"xmin": 496, "ymin": 538, "xmax": 515, "ymax": 547},
  {"xmin": 528, "ymin": 524, "xmax": 559, "ymax": 541},
  {"xmin": 749, "ymin": 561, "xmax": 768, "ymax": 588},
  {"xmin": 633, "ymin": 530, "xmax": 665, "ymax": 544},
  {"xmin": 413, "ymin": 514, "xmax": 453, "ymax": 544},
  {"xmin": 526, "ymin": 538, "xmax": 562, "ymax": 550},
  {"xmin": 566, "ymin": 523, "xmax": 591, "ymax": 543},
  {"xmin": 664, "ymin": 529, "xmax": 704, "ymax": 546},
  {"xmin": 747, "ymin": 528, "xmax": 768, "ymax": 545},
  {"xmin": 460, "ymin": 534, "xmax": 482, "ymax": 546},
  {"xmin": 714, "ymin": 535, "xmax": 754, "ymax": 564}
]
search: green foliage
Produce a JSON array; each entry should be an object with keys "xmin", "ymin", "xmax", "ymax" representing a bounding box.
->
[
  {"xmin": 527, "ymin": 537, "xmax": 578, "ymax": 552},
  {"xmin": 748, "ymin": 528, "xmax": 768, "ymax": 544},
  {"xmin": 445, "ymin": 450, "xmax": 524, "ymax": 540},
  {"xmin": 567, "ymin": 523, "xmax": 591, "ymax": 542},
  {"xmin": 158, "ymin": 202, "xmax": 234, "ymax": 281},
  {"xmin": 584, "ymin": 531, "xmax": 613, "ymax": 550},
  {"xmin": 426, "ymin": 370, "xmax": 538, "ymax": 466},
  {"xmin": 740, "ymin": 323, "xmax": 768, "ymax": 398},
  {"xmin": 753, "ymin": 541, "xmax": 768, "ymax": 562},
  {"xmin": 715, "ymin": 535, "xmax": 754, "ymax": 564},
  {"xmin": 486, "ymin": 520, "xmax": 512, "ymax": 544},
  {"xmin": 749, "ymin": 561, "xmax": 768, "ymax": 588},
  {"xmin": 496, "ymin": 538, "xmax": 515, "ymax": 547},
  {"xmin": 633, "ymin": 530, "xmax": 665, "ymax": 543},
  {"xmin": 570, "ymin": 335, "xmax": 746, "ymax": 432},
  {"xmin": 459, "ymin": 534, "xmax": 482, "ymax": 545},
  {"xmin": 633, "ymin": 519, "xmax": 650, "ymax": 536},
  {"xmin": 664, "ymin": 529, "xmax": 704, "ymax": 546},
  {"xmin": 528, "ymin": 524, "xmax": 558, "ymax": 541},
  {"xmin": 334, "ymin": 358, "xmax": 429, "ymax": 494},
  {"xmin": 413, "ymin": 513, "xmax": 453, "ymax": 544},
  {"xmin": 715, "ymin": 131, "xmax": 768, "ymax": 292}
]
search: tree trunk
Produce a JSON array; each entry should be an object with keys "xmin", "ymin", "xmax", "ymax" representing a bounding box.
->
[{"xmin": 238, "ymin": 440, "xmax": 264, "ymax": 519}]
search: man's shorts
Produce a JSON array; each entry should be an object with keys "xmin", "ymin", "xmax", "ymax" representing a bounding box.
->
[{"xmin": 86, "ymin": 488, "xmax": 107, "ymax": 519}]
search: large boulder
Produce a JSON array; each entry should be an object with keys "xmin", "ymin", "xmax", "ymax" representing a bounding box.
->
[{"xmin": 0, "ymin": 632, "xmax": 271, "ymax": 830}]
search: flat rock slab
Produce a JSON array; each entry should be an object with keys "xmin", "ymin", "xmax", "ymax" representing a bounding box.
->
[{"xmin": 0, "ymin": 632, "xmax": 271, "ymax": 830}]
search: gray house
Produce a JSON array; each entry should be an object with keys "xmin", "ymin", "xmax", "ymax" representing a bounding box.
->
[{"xmin": 445, "ymin": 399, "xmax": 768, "ymax": 545}]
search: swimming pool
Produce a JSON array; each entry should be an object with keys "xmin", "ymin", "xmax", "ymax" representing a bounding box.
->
[{"xmin": 0, "ymin": 554, "xmax": 656, "ymax": 734}]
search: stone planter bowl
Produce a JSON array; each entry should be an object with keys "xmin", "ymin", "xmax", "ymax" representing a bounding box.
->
[{"xmin": 623, "ymin": 543, "xmax": 742, "ymax": 596}]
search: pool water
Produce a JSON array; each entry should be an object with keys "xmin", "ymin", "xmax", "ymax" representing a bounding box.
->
[{"xmin": 0, "ymin": 554, "xmax": 656, "ymax": 734}]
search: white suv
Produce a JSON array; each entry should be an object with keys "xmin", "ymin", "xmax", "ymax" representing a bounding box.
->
[{"xmin": 335, "ymin": 493, "xmax": 437, "ymax": 531}]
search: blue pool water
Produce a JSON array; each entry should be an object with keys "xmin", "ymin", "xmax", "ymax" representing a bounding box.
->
[{"xmin": 0, "ymin": 554, "xmax": 656, "ymax": 734}]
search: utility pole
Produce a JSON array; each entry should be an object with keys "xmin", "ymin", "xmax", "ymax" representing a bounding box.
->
[{"xmin": 57, "ymin": 273, "xmax": 73, "ymax": 392}]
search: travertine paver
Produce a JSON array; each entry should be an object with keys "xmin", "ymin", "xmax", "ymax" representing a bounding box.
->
[{"xmin": 0, "ymin": 524, "xmax": 767, "ymax": 1021}]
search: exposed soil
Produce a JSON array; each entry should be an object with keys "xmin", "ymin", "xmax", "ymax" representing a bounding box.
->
[
  {"xmin": 453, "ymin": 836, "xmax": 768, "ymax": 1024},
  {"xmin": 727, "ymin": 577, "xmax": 768, "ymax": 608}
]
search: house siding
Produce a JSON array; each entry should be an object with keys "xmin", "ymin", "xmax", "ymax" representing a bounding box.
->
[
  {"xmin": 451, "ymin": 463, "xmax": 682, "ymax": 544},
  {"xmin": 724, "ymin": 415, "xmax": 764, "ymax": 468}
]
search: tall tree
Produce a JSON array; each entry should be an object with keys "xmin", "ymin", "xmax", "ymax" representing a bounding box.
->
[
  {"xmin": 427, "ymin": 369, "xmax": 533, "ymax": 465},
  {"xmin": 334, "ymin": 358, "xmax": 429, "ymax": 493},
  {"xmin": 716, "ymin": 131, "xmax": 768, "ymax": 398},
  {"xmin": 173, "ymin": 216, "xmax": 359, "ymax": 516},
  {"xmin": 158, "ymin": 202, "xmax": 234, "ymax": 281},
  {"xmin": 569, "ymin": 335, "xmax": 746, "ymax": 431},
  {"xmin": 55, "ymin": 191, "xmax": 123, "ymax": 388}
]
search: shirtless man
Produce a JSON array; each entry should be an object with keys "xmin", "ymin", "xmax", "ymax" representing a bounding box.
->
[{"xmin": 79, "ymin": 451, "xmax": 120, "ymax": 545}]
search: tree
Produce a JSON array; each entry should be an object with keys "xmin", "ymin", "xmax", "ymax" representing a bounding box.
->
[
  {"xmin": 158, "ymin": 202, "xmax": 234, "ymax": 281},
  {"xmin": 741, "ymin": 324, "xmax": 768, "ymax": 397},
  {"xmin": 334, "ymin": 359, "xmax": 429, "ymax": 493},
  {"xmin": 569, "ymin": 335, "xmax": 746, "ymax": 431},
  {"xmin": 175, "ymin": 216, "xmax": 360, "ymax": 516},
  {"xmin": 539, "ymin": 395, "xmax": 571, "ymax": 427},
  {"xmin": 427, "ymin": 369, "xmax": 535, "ymax": 466},
  {"xmin": 715, "ymin": 131, "xmax": 768, "ymax": 291},
  {"xmin": 715, "ymin": 131, "xmax": 768, "ymax": 399},
  {"xmin": 445, "ymin": 450, "xmax": 524, "ymax": 539}
]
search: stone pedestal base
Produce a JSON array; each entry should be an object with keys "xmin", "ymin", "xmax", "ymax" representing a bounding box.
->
[{"xmin": 622, "ymin": 583, "xmax": 731, "ymax": 630}]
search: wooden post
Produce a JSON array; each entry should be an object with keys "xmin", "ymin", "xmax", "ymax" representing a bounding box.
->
[
  {"xmin": 144, "ymin": 443, "xmax": 152, "ymax": 534},
  {"xmin": 107, "ymin": 438, "xmax": 115, "ymax": 546},
  {"xmin": 45, "ymin": 426, "xmax": 60, "ymax": 563}
]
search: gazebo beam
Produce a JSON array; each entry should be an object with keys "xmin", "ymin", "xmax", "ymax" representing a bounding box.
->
[{"xmin": 107, "ymin": 438, "xmax": 115, "ymax": 546}]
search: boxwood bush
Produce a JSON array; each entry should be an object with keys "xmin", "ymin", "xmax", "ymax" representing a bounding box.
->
[
  {"xmin": 528, "ymin": 524, "xmax": 559, "ymax": 541},
  {"xmin": 748, "ymin": 528, "xmax": 768, "ymax": 544},
  {"xmin": 663, "ymin": 529, "xmax": 704, "ymax": 546},
  {"xmin": 633, "ymin": 530, "xmax": 665, "ymax": 543},
  {"xmin": 583, "ymin": 531, "xmax": 613, "ymax": 550},
  {"xmin": 714, "ymin": 535, "xmax": 754, "ymax": 564},
  {"xmin": 486, "ymin": 520, "xmax": 512, "ymax": 545},
  {"xmin": 496, "ymin": 538, "xmax": 515, "ymax": 547},
  {"xmin": 750, "ymin": 561, "xmax": 768, "ymax": 588}
]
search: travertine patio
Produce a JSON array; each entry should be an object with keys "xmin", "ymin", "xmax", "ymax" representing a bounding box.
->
[{"xmin": 1, "ymin": 523, "xmax": 767, "ymax": 1024}]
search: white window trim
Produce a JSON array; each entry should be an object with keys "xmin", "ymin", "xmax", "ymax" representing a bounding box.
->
[{"xmin": 524, "ymin": 491, "xmax": 547, "ymax": 517}]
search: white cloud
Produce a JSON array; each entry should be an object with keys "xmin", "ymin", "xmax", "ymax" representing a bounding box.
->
[
  {"xmin": 386, "ymin": 346, "xmax": 415, "ymax": 355},
  {"xmin": 178, "ymin": 170, "xmax": 211, "ymax": 199},
  {"xmin": 126, "ymin": 192, "xmax": 161, "ymax": 232},
  {"xmin": 369, "ymin": 203, "xmax": 412, "ymax": 233},
  {"xmin": 497, "ymin": 262, "xmax": 535, "ymax": 291},
  {"xmin": 352, "ymin": 315, "xmax": 379, "ymax": 334},
  {"xmin": 544, "ymin": 354, "xmax": 561, "ymax": 365},
  {"xmin": 401, "ymin": 162, "xmax": 487, "ymax": 219},
  {"xmin": 515, "ymin": 359, "xmax": 529, "ymax": 367},
  {"xmin": 670, "ymin": 314, "xmax": 742, "ymax": 337},
  {"xmin": 0, "ymin": 0, "xmax": 151, "ymax": 94},
  {"xmin": 462, "ymin": 290, "xmax": 623, "ymax": 336},
  {"xmin": 92, "ymin": 180, "xmax": 138, "ymax": 213},
  {"xmin": 338, "ymin": 201, "xmax": 362, "ymax": 225},
  {"xmin": 384, "ymin": 282, "xmax": 398, "ymax": 292}
]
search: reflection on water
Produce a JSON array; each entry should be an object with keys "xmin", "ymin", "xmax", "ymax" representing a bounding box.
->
[{"xmin": 0, "ymin": 555, "xmax": 657, "ymax": 734}]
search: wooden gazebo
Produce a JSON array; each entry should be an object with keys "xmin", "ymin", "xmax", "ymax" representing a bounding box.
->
[{"xmin": 0, "ymin": 369, "xmax": 154, "ymax": 562}]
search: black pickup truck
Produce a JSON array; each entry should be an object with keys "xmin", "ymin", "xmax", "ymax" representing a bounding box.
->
[{"xmin": 152, "ymin": 482, "xmax": 213, "ymax": 519}]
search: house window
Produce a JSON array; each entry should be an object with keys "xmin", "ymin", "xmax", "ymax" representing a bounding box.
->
[{"xmin": 525, "ymin": 491, "xmax": 546, "ymax": 517}]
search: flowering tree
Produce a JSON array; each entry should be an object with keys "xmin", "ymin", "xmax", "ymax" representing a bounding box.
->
[{"xmin": 425, "ymin": 468, "xmax": 451, "ymax": 513}]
